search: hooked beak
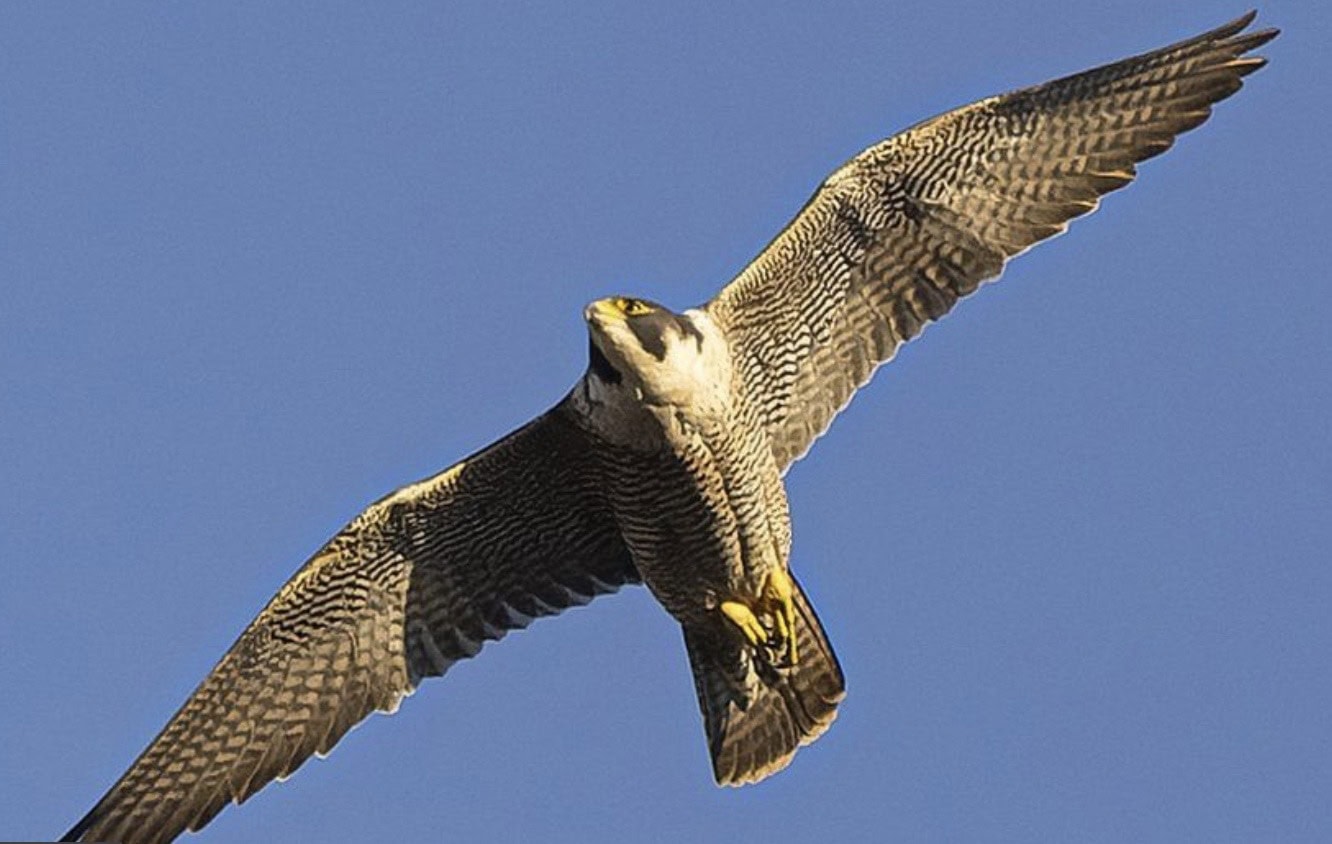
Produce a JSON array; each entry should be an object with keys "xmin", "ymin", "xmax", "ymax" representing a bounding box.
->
[{"xmin": 585, "ymin": 299, "xmax": 622, "ymax": 326}]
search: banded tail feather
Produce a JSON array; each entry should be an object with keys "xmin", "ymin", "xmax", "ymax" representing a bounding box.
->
[{"xmin": 684, "ymin": 574, "xmax": 845, "ymax": 785}]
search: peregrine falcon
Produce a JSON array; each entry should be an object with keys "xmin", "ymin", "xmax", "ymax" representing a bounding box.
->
[{"xmin": 63, "ymin": 13, "xmax": 1275, "ymax": 843}]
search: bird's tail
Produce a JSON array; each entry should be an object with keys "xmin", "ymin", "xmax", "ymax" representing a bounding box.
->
[{"xmin": 682, "ymin": 574, "xmax": 845, "ymax": 785}]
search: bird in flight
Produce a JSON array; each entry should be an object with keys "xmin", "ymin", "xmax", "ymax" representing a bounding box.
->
[{"xmin": 64, "ymin": 12, "xmax": 1275, "ymax": 843}]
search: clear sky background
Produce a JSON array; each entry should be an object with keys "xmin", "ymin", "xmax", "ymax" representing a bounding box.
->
[{"xmin": 2, "ymin": 2, "xmax": 1328, "ymax": 842}]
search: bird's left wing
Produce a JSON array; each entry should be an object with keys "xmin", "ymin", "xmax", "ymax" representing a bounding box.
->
[
  {"xmin": 705, "ymin": 13, "xmax": 1276, "ymax": 471},
  {"xmin": 63, "ymin": 399, "xmax": 637, "ymax": 844}
]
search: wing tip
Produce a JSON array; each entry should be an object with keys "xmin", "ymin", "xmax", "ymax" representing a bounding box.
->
[
  {"xmin": 1222, "ymin": 10, "xmax": 1280, "ymax": 52},
  {"xmin": 59, "ymin": 818, "xmax": 89, "ymax": 843},
  {"xmin": 60, "ymin": 803, "xmax": 112, "ymax": 844}
]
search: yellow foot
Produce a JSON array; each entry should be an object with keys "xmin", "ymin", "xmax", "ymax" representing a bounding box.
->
[
  {"xmin": 760, "ymin": 569, "xmax": 798, "ymax": 667},
  {"xmin": 720, "ymin": 600, "xmax": 767, "ymax": 648}
]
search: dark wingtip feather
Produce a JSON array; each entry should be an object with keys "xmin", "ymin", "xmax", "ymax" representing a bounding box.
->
[
  {"xmin": 1231, "ymin": 28, "xmax": 1280, "ymax": 56},
  {"xmin": 60, "ymin": 798, "xmax": 106, "ymax": 843},
  {"xmin": 1170, "ymin": 12, "xmax": 1277, "ymax": 65},
  {"xmin": 59, "ymin": 819, "xmax": 87, "ymax": 842},
  {"xmin": 1211, "ymin": 10, "xmax": 1258, "ymax": 40}
]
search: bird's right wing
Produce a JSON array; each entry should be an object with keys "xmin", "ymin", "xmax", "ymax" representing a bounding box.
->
[
  {"xmin": 705, "ymin": 13, "xmax": 1276, "ymax": 471},
  {"xmin": 63, "ymin": 399, "xmax": 638, "ymax": 844}
]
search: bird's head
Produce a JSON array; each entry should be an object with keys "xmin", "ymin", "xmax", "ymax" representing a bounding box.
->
[{"xmin": 583, "ymin": 295, "xmax": 709, "ymax": 401}]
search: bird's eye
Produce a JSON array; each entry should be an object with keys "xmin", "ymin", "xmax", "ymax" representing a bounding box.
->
[{"xmin": 619, "ymin": 298, "xmax": 652, "ymax": 316}]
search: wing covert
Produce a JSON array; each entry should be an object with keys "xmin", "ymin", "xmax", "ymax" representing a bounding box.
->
[
  {"xmin": 63, "ymin": 400, "xmax": 636, "ymax": 844},
  {"xmin": 706, "ymin": 12, "xmax": 1276, "ymax": 470}
]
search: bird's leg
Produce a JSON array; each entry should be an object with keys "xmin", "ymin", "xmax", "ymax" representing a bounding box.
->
[
  {"xmin": 720, "ymin": 600, "xmax": 768, "ymax": 648},
  {"xmin": 759, "ymin": 568, "xmax": 798, "ymax": 667},
  {"xmin": 720, "ymin": 569, "xmax": 799, "ymax": 669}
]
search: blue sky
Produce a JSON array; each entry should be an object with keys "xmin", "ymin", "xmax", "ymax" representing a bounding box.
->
[{"xmin": 3, "ymin": 2, "xmax": 1328, "ymax": 842}]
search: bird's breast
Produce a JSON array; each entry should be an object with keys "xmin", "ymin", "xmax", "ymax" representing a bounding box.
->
[{"xmin": 589, "ymin": 401, "xmax": 791, "ymax": 623}]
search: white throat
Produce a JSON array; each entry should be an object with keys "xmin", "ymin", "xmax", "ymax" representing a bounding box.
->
[{"xmin": 579, "ymin": 308, "xmax": 735, "ymax": 434}]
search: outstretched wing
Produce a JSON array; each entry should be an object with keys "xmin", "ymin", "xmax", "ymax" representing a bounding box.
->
[
  {"xmin": 705, "ymin": 13, "xmax": 1276, "ymax": 471},
  {"xmin": 63, "ymin": 400, "xmax": 637, "ymax": 844}
]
